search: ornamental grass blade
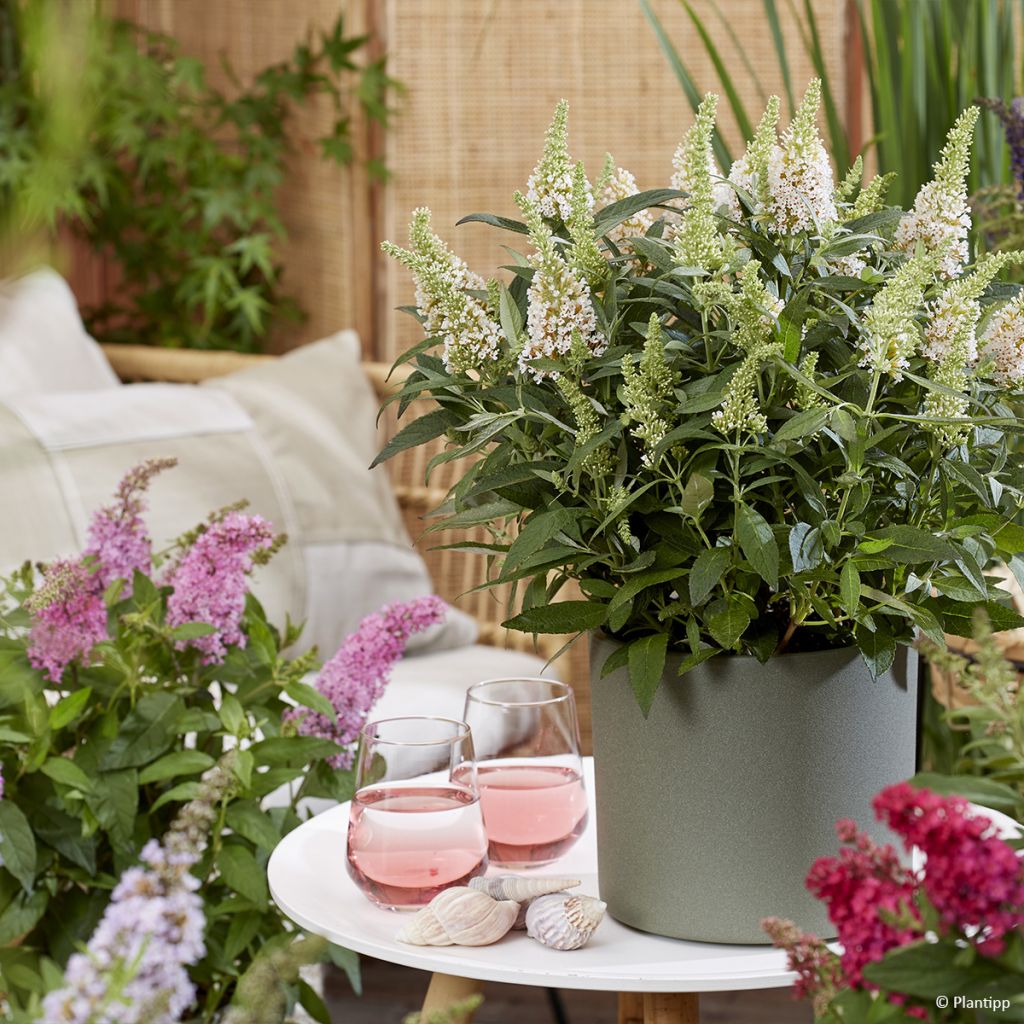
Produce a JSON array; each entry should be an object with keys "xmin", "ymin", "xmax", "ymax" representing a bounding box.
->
[{"xmin": 762, "ymin": 0, "xmax": 795, "ymax": 117}]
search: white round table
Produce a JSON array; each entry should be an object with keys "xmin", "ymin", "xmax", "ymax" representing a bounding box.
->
[{"xmin": 268, "ymin": 759, "xmax": 794, "ymax": 1023}]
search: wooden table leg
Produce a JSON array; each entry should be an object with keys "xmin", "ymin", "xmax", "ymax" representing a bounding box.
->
[
  {"xmin": 618, "ymin": 992, "xmax": 645, "ymax": 1023},
  {"xmin": 642, "ymin": 992, "xmax": 700, "ymax": 1023},
  {"xmin": 419, "ymin": 973, "xmax": 482, "ymax": 1023}
]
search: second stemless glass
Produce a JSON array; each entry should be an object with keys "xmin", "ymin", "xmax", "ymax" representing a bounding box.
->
[
  {"xmin": 462, "ymin": 678, "xmax": 588, "ymax": 869},
  {"xmin": 345, "ymin": 716, "xmax": 488, "ymax": 910}
]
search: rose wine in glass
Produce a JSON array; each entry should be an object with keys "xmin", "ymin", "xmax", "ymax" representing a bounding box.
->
[
  {"xmin": 346, "ymin": 717, "xmax": 488, "ymax": 910},
  {"xmin": 463, "ymin": 678, "xmax": 588, "ymax": 868}
]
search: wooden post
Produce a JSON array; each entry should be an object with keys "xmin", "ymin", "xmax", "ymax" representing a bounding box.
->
[
  {"xmin": 419, "ymin": 973, "xmax": 483, "ymax": 1023},
  {"xmin": 618, "ymin": 992, "xmax": 645, "ymax": 1023},
  {"xmin": 642, "ymin": 992, "xmax": 700, "ymax": 1024}
]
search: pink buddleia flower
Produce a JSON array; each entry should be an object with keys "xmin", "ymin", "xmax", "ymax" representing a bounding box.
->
[
  {"xmin": 165, "ymin": 512, "xmax": 276, "ymax": 664},
  {"xmin": 761, "ymin": 916, "xmax": 840, "ymax": 1017},
  {"xmin": 287, "ymin": 595, "xmax": 447, "ymax": 768},
  {"xmin": 873, "ymin": 782, "xmax": 1024, "ymax": 956},
  {"xmin": 805, "ymin": 818, "xmax": 919, "ymax": 988},
  {"xmin": 85, "ymin": 457, "xmax": 176, "ymax": 594},
  {"xmin": 26, "ymin": 559, "xmax": 108, "ymax": 684}
]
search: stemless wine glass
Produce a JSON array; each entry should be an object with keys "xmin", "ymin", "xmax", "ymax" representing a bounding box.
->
[
  {"xmin": 462, "ymin": 678, "xmax": 588, "ymax": 869},
  {"xmin": 345, "ymin": 716, "xmax": 488, "ymax": 910}
]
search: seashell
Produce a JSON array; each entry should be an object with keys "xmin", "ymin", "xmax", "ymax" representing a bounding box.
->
[
  {"xmin": 396, "ymin": 887, "xmax": 519, "ymax": 946},
  {"xmin": 525, "ymin": 892, "xmax": 606, "ymax": 950},
  {"xmin": 469, "ymin": 874, "xmax": 581, "ymax": 928}
]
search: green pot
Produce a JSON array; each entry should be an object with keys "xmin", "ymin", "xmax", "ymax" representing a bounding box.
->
[{"xmin": 589, "ymin": 634, "xmax": 918, "ymax": 944}]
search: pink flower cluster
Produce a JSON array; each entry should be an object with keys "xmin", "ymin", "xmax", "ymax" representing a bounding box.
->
[
  {"xmin": 85, "ymin": 457, "xmax": 176, "ymax": 594},
  {"xmin": 165, "ymin": 512, "xmax": 276, "ymax": 664},
  {"xmin": 806, "ymin": 816, "xmax": 919, "ymax": 987},
  {"xmin": 288, "ymin": 595, "xmax": 447, "ymax": 767},
  {"xmin": 875, "ymin": 781, "xmax": 1024, "ymax": 956},
  {"xmin": 27, "ymin": 459, "xmax": 174, "ymax": 684},
  {"xmin": 27, "ymin": 560, "xmax": 109, "ymax": 684}
]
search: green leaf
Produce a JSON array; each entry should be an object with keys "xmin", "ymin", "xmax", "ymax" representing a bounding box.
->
[
  {"xmin": 689, "ymin": 547, "xmax": 731, "ymax": 606},
  {"xmin": 497, "ymin": 283, "xmax": 523, "ymax": 345},
  {"xmin": 169, "ymin": 621, "xmax": 217, "ymax": 641},
  {"xmin": 40, "ymin": 757, "xmax": 95, "ymax": 793},
  {"xmin": 86, "ymin": 770, "xmax": 139, "ymax": 844},
  {"xmin": 910, "ymin": 772, "xmax": 1022, "ymax": 814},
  {"xmin": 779, "ymin": 290, "xmax": 808, "ymax": 365},
  {"xmin": 839, "ymin": 562, "xmax": 861, "ymax": 617},
  {"xmin": 593, "ymin": 188, "xmax": 689, "ymax": 238},
  {"xmin": 297, "ymin": 978, "xmax": 332, "ymax": 1024},
  {"xmin": 788, "ymin": 522, "xmax": 824, "ymax": 573},
  {"xmin": 930, "ymin": 597, "xmax": 1024, "ymax": 637},
  {"xmin": 101, "ymin": 692, "xmax": 182, "ymax": 770},
  {"xmin": 503, "ymin": 601, "xmax": 607, "ymax": 635},
  {"xmin": 0, "ymin": 889, "xmax": 47, "ymax": 944},
  {"xmin": 49, "ymin": 687, "xmax": 93, "ymax": 730},
  {"xmin": 0, "ymin": 803, "xmax": 36, "ymax": 892},
  {"xmin": 706, "ymin": 599, "xmax": 751, "ymax": 650},
  {"xmin": 774, "ymin": 407, "xmax": 828, "ymax": 443},
  {"xmin": 370, "ymin": 408, "xmax": 458, "ymax": 468},
  {"xmin": 328, "ymin": 944, "xmax": 362, "ymax": 996},
  {"xmin": 627, "ymin": 634, "xmax": 669, "ymax": 717},
  {"xmin": 866, "ymin": 526, "xmax": 957, "ymax": 564},
  {"xmin": 736, "ymin": 504, "xmax": 779, "ymax": 589},
  {"xmin": 863, "ymin": 938, "xmax": 1012, "ymax": 998},
  {"xmin": 251, "ymin": 736, "xmax": 342, "ymax": 768},
  {"xmin": 151, "ymin": 781, "xmax": 201, "ymax": 813},
  {"xmin": 225, "ymin": 803, "xmax": 281, "ymax": 851},
  {"xmin": 609, "ymin": 569, "xmax": 684, "ymax": 614},
  {"xmin": 455, "ymin": 212, "xmax": 528, "ymax": 235},
  {"xmin": 856, "ymin": 622, "xmax": 896, "ymax": 678},
  {"xmin": 502, "ymin": 508, "xmax": 577, "ymax": 574},
  {"xmin": 283, "ymin": 681, "xmax": 335, "ymax": 722},
  {"xmin": 679, "ymin": 473, "xmax": 714, "ymax": 519},
  {"xmin": 217, "ymin": 843, "xmax": 268, "ymax": 906},
  {"xmin": 138, "ymin": 750, "xmax": 216, "ymax": 785}
]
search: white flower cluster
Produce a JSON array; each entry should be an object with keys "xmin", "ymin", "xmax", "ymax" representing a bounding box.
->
[
  {"xmin": 858, "ymin": 253, "xmax": 934, "ymax": 379},
  {"xmin": 671, "ymin": 148, "xmax": 740, "ymax": 222},
  {"xmin": 894, "ymin": 180, "xmax": 971, "ymax": 280},
  {"xmin": 982, "ymin": 293, "xmax": 1024, "ymax": 383},
  {"xmin": 598, "ymin": 154, "xmax": 653, "ymax": 242},
  {"xmin": 895, "ymin": 107, "xmax": 978, "ymax": 279},
  {"xmin": 526, "ymin": 99, "xmax": 588, "ymax": 222},
  {"xmin": 523, "ymin": 251, "xmax": 605, "ymax": 378},
  {"xmin": 922, "ymin": 289, "xmax": 981, "ymax": 364}
]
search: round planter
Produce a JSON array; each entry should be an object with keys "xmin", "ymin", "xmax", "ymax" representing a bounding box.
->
[{"xmin": 589, "ymin": 634, "xmax": 919, "ymax": 944}]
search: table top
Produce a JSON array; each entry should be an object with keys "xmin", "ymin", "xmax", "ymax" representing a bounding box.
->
[{"xmin": 268, "ymin": 759, "xmax": 794, "ymax": 993}]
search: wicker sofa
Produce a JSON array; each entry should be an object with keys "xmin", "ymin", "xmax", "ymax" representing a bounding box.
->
[{"xmin": 99, "ymin": 343, "xmax": 592, "ymax": 751}]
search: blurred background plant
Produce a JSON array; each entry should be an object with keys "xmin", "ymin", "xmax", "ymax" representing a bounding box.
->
[
  {"xmin": 0, "ymin": 0, "xmax": 398, "ymax": 352},
  {"xmin": 641, "ymin": 0, "xmax": 1022, "ymax": 210}
]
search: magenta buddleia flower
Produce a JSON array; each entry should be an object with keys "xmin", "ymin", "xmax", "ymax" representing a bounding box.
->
[
  {"xmin": 287, "ymin": 595, "xmax": 447, "ymax": 767},
  {"xmin": 39, "ymin": 839, "xmax": 204, "ymax": 1024},
  {"xmin": 165, "ymin": 512, "xmax": 276, "ymax": 664},
  {"xmin": 874, "ymin": 782, "xmax": 1024, "ymax": 956},
  {"xmin": 26, "ymin": 559, "xmax": 108, "ymax": 684},
  {"xmin": 85, "ymin": 457, "xmax": 176, "ymax": 594},
  {"xmin": 805, "ymin": 818, "xmax": 919, "ymax": 988}
]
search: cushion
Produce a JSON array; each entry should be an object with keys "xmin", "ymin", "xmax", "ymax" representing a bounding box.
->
[
  {"xmin": 0, "ymin": 332, "xmax": 475, "ymax": 657},
  {"xmin": 204, "ymin": 332, "xmax": 476, "ymax": 654},
  {"xmin": 0, "ymin": 269, "xmax": 119, "ymax": 397}
]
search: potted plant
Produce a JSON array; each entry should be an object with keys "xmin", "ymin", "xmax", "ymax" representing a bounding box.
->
[{"xmin": 378, "ymin": 83, "xmax": 1024, "ymax": 942}]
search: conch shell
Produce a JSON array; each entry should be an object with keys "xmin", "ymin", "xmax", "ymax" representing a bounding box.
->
[
  {"xmin": 469, "ymin": 875, "xmax": 581, "ymax": 928},
  {"xmin": 525, "ymin": 892, "xmax": 606, "ymax": 950},
  {"xmin": 396, "ymin": 887, "xmax": 519, "ymax": 946}
]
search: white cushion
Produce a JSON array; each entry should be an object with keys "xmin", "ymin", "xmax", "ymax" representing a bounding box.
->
[{"xmin": 0, "ymin": 269, "xmax": 119, "ymax": 396}]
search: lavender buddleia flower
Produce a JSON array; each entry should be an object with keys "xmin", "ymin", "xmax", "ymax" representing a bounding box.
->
[
  {"xmin": 85, "ymin": 458, "xmax": 177, "ymax": 594},
  {"xmin": 165, "ymin": 512, "xmax": 277, "ymax": 664},
  {"xmin": 38, "ymin": 759, "xmax": 237, "ymax": 1024},
  {"xmin": 287, "ymin": 596, "xmax": 447, "ymax": 767}
]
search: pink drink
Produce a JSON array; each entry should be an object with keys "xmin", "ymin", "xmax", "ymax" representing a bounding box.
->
[
  {"xmin": 475, "ymin": 764, "xmax": 588, "ymax": 868},
  {"xmin": 346, "ymin": 785, "xmax": 488, "ymax": 909}
]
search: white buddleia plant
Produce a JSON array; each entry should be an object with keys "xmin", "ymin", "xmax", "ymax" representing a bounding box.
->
[{"xmin": 380, "ymin": 92, "xmax": 1024, "ymax": 712}]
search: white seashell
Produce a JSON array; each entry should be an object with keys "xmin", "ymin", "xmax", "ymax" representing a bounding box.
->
[
  {"xmin": 470, "ymin": 874, "xmax": 581, "ymax": 928},
  {"xmin": 525, "ymin": 892, "xmax": 606, "ymax": 950},
  {"xmin": 469, "ymin": 875, "xmax": 581, "ymax": 902},
  {"xmin": 396, "ymin": 887, "xmax": 519, "ymax": 946}
]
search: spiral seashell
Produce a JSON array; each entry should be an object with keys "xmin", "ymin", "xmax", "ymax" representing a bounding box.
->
[
  {"xmin": 525, "ymin": 892, "xmax": 606, "ymax": 950},
  {"xmin": 470, "ymin": 874, "xmax": 582, "ymax": 928},
  {"xmin": 396, "ymin": 887, "xmax": 519, "ymax": 946}
]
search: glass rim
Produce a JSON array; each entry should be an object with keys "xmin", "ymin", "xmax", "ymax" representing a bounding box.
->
[
  {"xmin": 360, "ymin": 715, "xmax": 472, "ymax": 747},
  {"xmin": 465, "ymin": 676, "xmax": 574, "ymax": 709}
]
